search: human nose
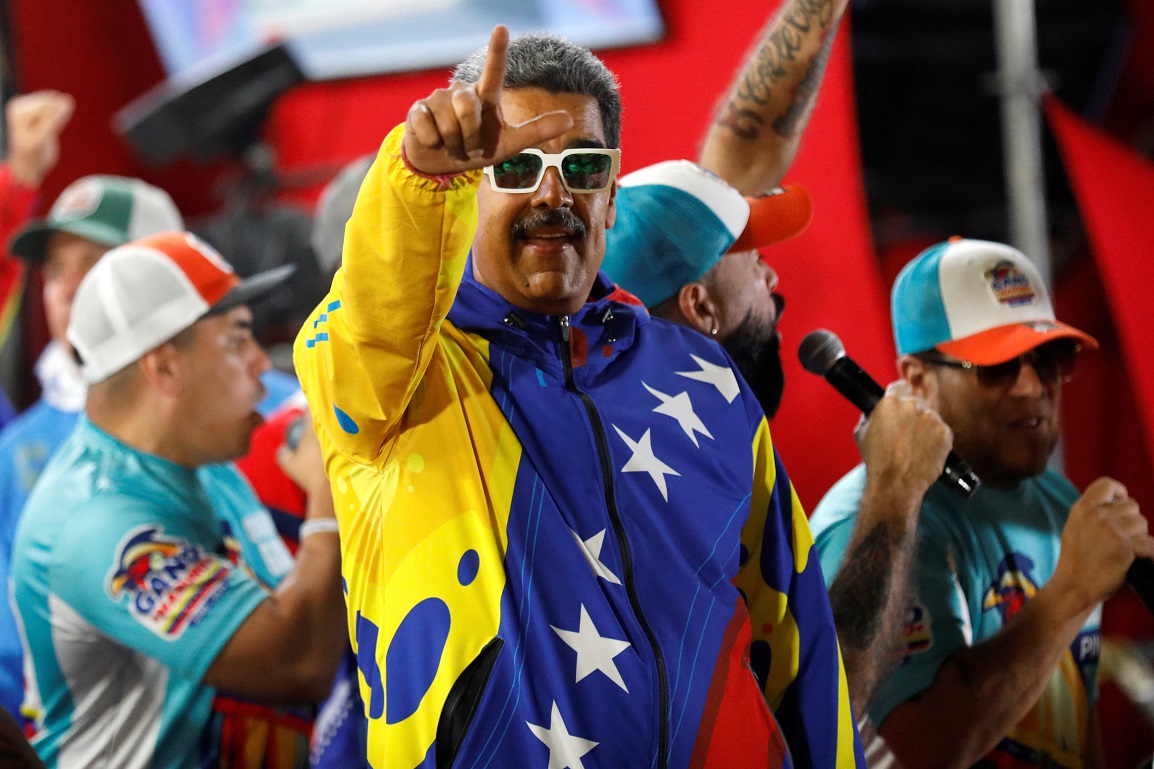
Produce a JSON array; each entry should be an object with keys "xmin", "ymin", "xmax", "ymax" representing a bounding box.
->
[
  {"xmin": 250, "ymin": 341, "xmax": 272, "ymax": 377},
  {"xmin": 531, "ymin": 166, "xmax": 572, "ymax": 209},
  {"xmin": 760, "ymin": 261, "xmax": 779, "ymax": 294},
  {"xmin": 55, "ymin": 264, "xmax": 87, "ymax": 303},
  {"xmin": 1008, "ymin": 356, "xmax": 1046, "ymax": 397}
]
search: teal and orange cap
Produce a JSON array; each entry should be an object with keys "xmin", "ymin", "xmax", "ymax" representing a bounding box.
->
[
  {"xmin": 891, "ymin": 237, "xmax": 1097, "ymax": 365},
  {"xmin": 602, "ymin": 160, "xmax": 812, "ymax": 308}
]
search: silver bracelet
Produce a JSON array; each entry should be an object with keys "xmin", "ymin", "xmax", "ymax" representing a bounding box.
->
[{"xmin": 299, "ymin": 518, "xmax": 340, "ymax": 539}]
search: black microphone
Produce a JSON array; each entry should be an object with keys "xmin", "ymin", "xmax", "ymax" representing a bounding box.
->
[{"xmin": 798, "ymin": 328, "xmax": 981, "ymax": 499}]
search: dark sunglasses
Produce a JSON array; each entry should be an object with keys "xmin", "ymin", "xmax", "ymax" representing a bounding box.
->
[
  {"xmin": 484, "ymin": 148, "xmax": 621, "ymax": 194},
  {"xmin": 920, "ymin": 339, "xmax": 1082, "ymax": 388}
]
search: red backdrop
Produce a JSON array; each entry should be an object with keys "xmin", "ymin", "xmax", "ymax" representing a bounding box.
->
[{"xmin": 7, "ymin": 0, "xmax": 890, "ymax": 509}]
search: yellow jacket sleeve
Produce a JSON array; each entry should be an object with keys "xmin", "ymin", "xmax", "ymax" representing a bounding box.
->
[{"xmin": 294, "ymin": 124, "xmax": 482, "ymax": 466}]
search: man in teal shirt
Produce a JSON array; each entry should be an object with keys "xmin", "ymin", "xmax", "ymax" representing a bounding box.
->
[
  {"xmin": 12, "ymin": 232, "xmax": 346, "ymax": 768},
  {"xmin": 811, "ymin": 237, "xmax": 1154, "ymax": 768}
]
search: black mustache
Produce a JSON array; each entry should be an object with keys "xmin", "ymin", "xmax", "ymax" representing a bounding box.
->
[{"xmin": 512, "ymin": 209, "xmax": 587, "ymax": 240}]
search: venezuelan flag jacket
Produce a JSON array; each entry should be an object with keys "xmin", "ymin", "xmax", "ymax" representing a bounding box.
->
[{"xmin": 295, "ymin": 126, "xmax": 864, "ymax": 769}]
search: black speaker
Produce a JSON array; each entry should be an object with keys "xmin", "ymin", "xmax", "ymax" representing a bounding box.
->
[{"xmin": 114, "ymin": 42, "xmax": 304, "ymax": 166}]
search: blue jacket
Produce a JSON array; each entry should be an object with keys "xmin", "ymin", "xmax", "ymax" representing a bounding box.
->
[{"xmin": 295, "ymin": 125, "xmax": 863, "ymax": 769}]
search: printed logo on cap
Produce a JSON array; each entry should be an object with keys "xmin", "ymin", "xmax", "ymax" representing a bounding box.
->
[
  {"xmin": 51, "ymin": 179, "xmax": 102, "ymax": 221},
  {"xmin": 984, "ymin": 260, "xmax": 1037, "ymax": 308}
]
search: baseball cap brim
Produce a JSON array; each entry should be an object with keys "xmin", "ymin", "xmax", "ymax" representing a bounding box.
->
[
  {"xmin": 936, "ymin": 320, "xmax": 1099, "ymax": 365},
  {"xmin": 10, "ymin": 219, "xmax": 134, "ymax": 262},
  {"xmin": 209, "ymin": 263, "xmax": 296, "ymax": 316},
  {"xmin": 727, "ymin": 184, "xmax": 813, "ymax": 254}
]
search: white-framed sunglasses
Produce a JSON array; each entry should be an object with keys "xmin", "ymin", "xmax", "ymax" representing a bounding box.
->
[{"xmin": 483, "ymin": 148, "xmax": 621, "ymax": 194}]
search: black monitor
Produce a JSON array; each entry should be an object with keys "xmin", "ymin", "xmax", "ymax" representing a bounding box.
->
[{"xmin": 114, "ymin": 42, "xmax": 303, "ymax": 166}]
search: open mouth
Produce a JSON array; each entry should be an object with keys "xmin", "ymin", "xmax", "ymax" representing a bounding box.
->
[{"xmin": 1007, "ymin": 415, "xmax": 1046, "ymax": 430}]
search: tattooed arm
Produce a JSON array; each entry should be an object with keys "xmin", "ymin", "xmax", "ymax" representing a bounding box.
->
[
  {"xmin": 698, "ymin": 0, "xmax": 849, "ymax": 195},
  {"xmin": 828, "ymin": 383, "xmax": 952, "ymax": 708}
]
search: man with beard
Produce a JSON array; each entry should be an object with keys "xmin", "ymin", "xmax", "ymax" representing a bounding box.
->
[
  {"xmin": 293, "ymin": 26, "xmax": 863, "ymax": 769},
  {"xmin": 676, "ymin": 0, "xmax": 957, "ymax": 724},
  {"xmin": 597, "ymin": 0, "xmax": 955, "ymax": 725},
  {"xmin": 810, "ymin": 238, "xmax": 1154, "ymax": 767},
  {"xmin": 588, "ymin": 0, "xmax": 960, "ymax": 752},
  {"xmin": 602, "ymin": 161, "xmax": 954, "ymax": 716},
  {"xmin": 599, "ymin": 160, "xmax": 806, "ymax": 420}
]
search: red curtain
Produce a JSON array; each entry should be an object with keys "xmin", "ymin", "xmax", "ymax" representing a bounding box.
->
[
  {"xmin": 1046, "ymin": 97, "xmax": 1154, "ymax": 488},
  {"xmin": 263, "ymin": 0, "xmax": 889, "ymax": 510},
  {"xmin": 6, "ymin": 0, "xmax": 889, "ymax": 507}
]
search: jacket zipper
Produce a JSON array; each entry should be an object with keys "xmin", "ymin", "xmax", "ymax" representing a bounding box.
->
[{"xmin": 558, "ymin": 314, "xmax": 670, "ymax": 769}]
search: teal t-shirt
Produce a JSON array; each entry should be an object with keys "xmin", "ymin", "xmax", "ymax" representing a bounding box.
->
[
  {"xmin": 810, "ymin": 464, "xmax": 1100, "ymax": 768},
  {"xmin": 11, "ymin": 417, "xmax": 291, "ymax": 769}
]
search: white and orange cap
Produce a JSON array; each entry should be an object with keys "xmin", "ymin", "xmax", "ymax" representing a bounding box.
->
[
  {"xmin": 891, "ymin": 237, "xmax": 1097, "ymax": 365},
  {"xmin": 67, "ymin": 231, "xmax": 295, "ymax": 383}
]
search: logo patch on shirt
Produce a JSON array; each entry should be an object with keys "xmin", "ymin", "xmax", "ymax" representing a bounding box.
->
[
  {"xmin": 900, "ymin": 602, "xmax": 933, "ymax": 661},
  {"xmin": 106, "ymin": 525, "xmax": 232, "ymax": 639},
  {"xmin": 982, "ymin": 553, "xmax": 1038, "ymax": 623},
  {"xmin": 985, "ymin": 260, "xmax": 1037, "ymax": 307}
]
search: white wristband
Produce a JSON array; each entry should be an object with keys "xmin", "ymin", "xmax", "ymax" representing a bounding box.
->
[{"xmin": 299, "ymin": 518, "xmax": 340, "ymax": 539}]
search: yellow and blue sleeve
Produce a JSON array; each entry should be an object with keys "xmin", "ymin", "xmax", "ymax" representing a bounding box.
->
[{"xmin": 737, "ymin": 419, "xmax": 863, "ymax": 768}]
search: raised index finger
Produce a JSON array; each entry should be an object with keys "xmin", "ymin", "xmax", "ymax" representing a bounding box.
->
[{"xmin": 475, "ymin": 25, "xmax": 509, "ymax": 104}]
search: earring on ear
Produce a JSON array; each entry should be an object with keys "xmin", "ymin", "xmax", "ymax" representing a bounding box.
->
[{"xmin": 710, "ymin": 327, "xmax": 718, "ymax": 336}]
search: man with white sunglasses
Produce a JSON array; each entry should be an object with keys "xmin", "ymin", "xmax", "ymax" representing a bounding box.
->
[{"xmin": 294, "ymin": 25, "xmax": 863, "ymax": 769}]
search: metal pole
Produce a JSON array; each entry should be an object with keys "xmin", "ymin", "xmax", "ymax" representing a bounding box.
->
[
  {"xmin": 992, "ymin": 0, "xmax": 1051, "ymax": 287},
  {"xmin": 992, "ymin": 0, "xmax": 1067, "ymax": 472}
]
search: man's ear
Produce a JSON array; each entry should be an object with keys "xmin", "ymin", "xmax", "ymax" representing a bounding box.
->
[
  {"xmin": 676, "ymin": 281, "xmax": 719, "ymax": 337},
  {"xmin": 604, "ymin": 178, "xmax": 617, "ymax": 230},
  {"xmin": 138, "ymin": 343, "xmax": 185, "ymax": 397},
  {"xmin": 899, "ymin": 354, "xmax": 932, "ymax": 399}
]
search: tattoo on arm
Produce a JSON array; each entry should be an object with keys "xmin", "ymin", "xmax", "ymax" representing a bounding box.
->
[
  {"xmin": 773, "ymin": 17, "xmax": 840, "ymax": 138},
  {"xmin": 715, "ymin": 0, "xmax": 837, "ymax": 142},
  {"xmin": 718, "ymin": 103, "xmax": 765, "ymax": 141},
  {"xmin": 829, "ymin": 521, "xmax": 898, "ymax": 651}
]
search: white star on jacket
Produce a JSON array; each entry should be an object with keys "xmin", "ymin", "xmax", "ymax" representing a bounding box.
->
[
  {"xmin": 569, "ymin": 528, "xmax": 622, "ymax": 585},
  {"xmin": 643, "ymin": 382, "xmax": 713, "ymax": 447},
  {"xmin": 551, "ymin": 604, "xmax": 631, "ymax": 692},
  {"xmin": 612, "ymin": 426, "xmax": 680, "ymax": 501},
  {"xmin": 527, "ymin": 701, "xmax": 599, "ymax": 769},
  {"xmin": 676, "ymin": 354, "xmax": 740, "ymax": 403}
]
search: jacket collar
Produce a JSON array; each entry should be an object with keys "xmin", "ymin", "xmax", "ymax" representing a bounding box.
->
[{"xmin": 448, "ymin": 255, "xmax": 649, "ymax": 372}]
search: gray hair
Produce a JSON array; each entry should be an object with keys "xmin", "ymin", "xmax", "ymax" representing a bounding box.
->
[
  {"xmin": 452, "ymin": 33, "xmax": 622, "ymax": 149},
  {"xmin": 311, "ymin": 154, "xmax": 374, "ymax": 278}
]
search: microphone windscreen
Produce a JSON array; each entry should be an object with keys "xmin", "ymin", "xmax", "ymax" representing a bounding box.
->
[{"xmin": 798, "ymin": 329, "xmax": 846, "ymax": 376}]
